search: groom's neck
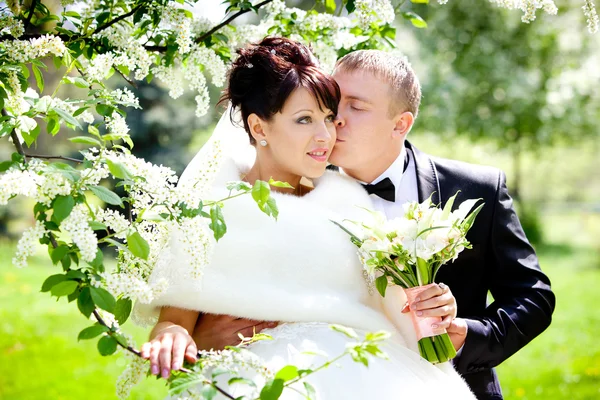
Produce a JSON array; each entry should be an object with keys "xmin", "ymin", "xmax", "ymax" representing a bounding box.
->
[{"xmin": 341, "ymin": 146, "xmax": 403, "ymax": 184}]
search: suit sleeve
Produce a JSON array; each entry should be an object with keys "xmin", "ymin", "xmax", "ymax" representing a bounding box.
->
[{"xmin": 453, "ymin": 171, "xmax": 556, "ymax": 374}]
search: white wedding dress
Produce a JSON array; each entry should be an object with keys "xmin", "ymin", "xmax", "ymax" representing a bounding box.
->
[{"xmin": 135, "ymin": 155, "xmax": 476, "ymax": 399}]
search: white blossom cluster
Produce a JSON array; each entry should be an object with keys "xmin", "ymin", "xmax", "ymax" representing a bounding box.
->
[
  {"xmin": 0, "ymin": 168, "xmax": 38, "ymax": 205},
  {"xmin": 115, "ymin": 352, "xmax": 148, "ymax": 400},
  {"xmin": 4, "ymin": 34, "xmax": 67, "ymax": 63},
  {"xmin": 61, "ymin": 204, "xmax": 98, "ymax": 262},
  {"xmin": 488, "ymin": 0, "xmax": 558, "ymax": 23},
  {"xmin": 100, "ymin": 150, "xmax": 179, "ymax": 213},
  {"xmin": 177, "ymin": 217, "xmax": 215, "ymax": 279},
  {"xmin": 97, "ymin": 24, "xmax": 153, "ymax": 80},
  {"xmin": 35, "ymin": 170, "xmax": 73, "ymax": 206},
  {"xmin": 110, "ymin": 88, "xmax": 140, "ymax": 109},
  {"xmin": 584, "ymin": 0, "xmax": 599, "ymax": 33},
  {"xmin": 102, "ymin": 271, "xmax": 168, "ymax": 305},
  {"xmin": 197, "ymin": 347, "xmax": 274, "ymax": 388},
  {"xmin": 105, "ymin": 112, "xmax": 131, "ymax": 138},
  {"xmin": 4, "ymin": 71, "xmax": 28, "ymax": 116},
  {"xmin": 0, "ymin": 12, "xmax": 24, "ymax": 38},
  {"xmin": 354, "ymin": 0, "xmax": 395, "ymax": 30},
  {"xmin": 95, "ymin": 207, "xmax": 130, "ymax": 239},
  {"xmin": 161, "ymin": 6, "xmax": 193, "ymax": 54},
  {"xmin": 12, "ymin": 220, "xmax": 47, "ymax": 268}
]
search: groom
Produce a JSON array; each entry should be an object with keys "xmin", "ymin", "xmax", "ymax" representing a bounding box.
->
[
  {"xmin": 192, "ymin": 50, "xmax": 555, "ymax": 399},
  {"xmin": 325, "ymin": 50, "xmax": 555, "ymax": 399}
]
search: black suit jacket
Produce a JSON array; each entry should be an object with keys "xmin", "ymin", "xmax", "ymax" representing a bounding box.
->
[{"xmin": 404, "ymin": 141, "xmax": 556, "ymax": 399}]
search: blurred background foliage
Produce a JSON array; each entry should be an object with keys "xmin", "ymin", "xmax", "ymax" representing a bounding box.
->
[{"xmin": 1, "ymin": 0, "xmax": 599, "ymax": 399}]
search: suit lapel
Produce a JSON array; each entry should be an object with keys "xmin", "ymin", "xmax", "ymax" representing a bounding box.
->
[{"xmin": 406, "ymin": 141, "xmax": 441, "ymax": 205}]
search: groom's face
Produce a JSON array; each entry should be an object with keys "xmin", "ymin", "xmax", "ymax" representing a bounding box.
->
[{"xmin": 329, "ymin": 69, "xmax": 400, "ymax": 179}]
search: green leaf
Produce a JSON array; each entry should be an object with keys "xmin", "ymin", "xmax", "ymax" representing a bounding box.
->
[
  {"xmin": 225, "ymin": 181, "xmax": 252, "ymax": 192},
  {"xmin": 325, "ymin": 0, "xmax": 337, "ymax": 14},
  {"xmin": 441, "ymin": 191, "xmax": 459, "ymax": 221},
  {"xmin": 416, "ymin": 257, "xmax": 430, "ymax": 285},
  {"xmin": 252, "ymin": 180, "xmax": 271, "ymax": 207},
  {"xmin": 90, "ymin": 286, "xmax": 115, "ymax": 313},
  {"xmin": 209, "ymin": 205, "xmax": 227, "ymax": 241},
  {"xmin": 50, "ymin": 244, "xmax": 70, "ymax": 265},
  {"xmin": 345, "ymin": 0, "xmax": 356, "ymax": 13},
  {"xmin": 228, "ymin": 377, "xmax": 256, "ymax": 388},
  {"xmin": 69, "ymin": 136, "xmax": 102, "ymax": 146},
  {"xmin": 199, "ymin": 385, "xmax": 217, "ymax": 400},
  {"xmin": 77, "ymin": 287, "xmax": 95, "ymax": 318},
  {"xmin": 88, "ymin": 124, "xmax": 101, "ymax": 138},
  {"xmin": 32, "ymin": 63, "xmax": 44, "ymax": 93},
  {"xmin": 97, "ymin": 335, "xmax": 118, "ymax": 356},
  {"xmin": 53, "ymin": 108, "xmax": 82, "ymax": 129},
  {"xmin": 410, "ymin": 0, "xmax": 429, "ymax": 3},
  {"xmin": 89, "ymin": 185, "xmax": 123, "ymax": 206},
  {"xmin": 329, "ymin": 324, "xmax": 359, "ymax": 339},
  {"xmin": 402, "ymin": 12, "xmax": 428, "ymax": 28},
  {"xmin": 274, "ymin": 365, "xmax": 299, "ymax": 382},
  {"xmin": 106, "ymin": 159, "xmax": 133, "ymax": 180},
  {"xmin": 259, "ymin": 379, "xmax": 284, "ymax": 400},
  {"xmin": 78, "ymin": 324, "xmax": 109, "ymax": 340},
  {"xmin": 52, "ymin": 195, "xmax": 75, "ymax": 224},
  {"xmin": 127, "ymin": 231, "xmax": 150, "ymax": 260},
  {"xmin": 51, "ymin": 280, "xmax": 79, "ymax": 297},
  {"xmin": 41, "ymin": 274, "xmax": 66, "ymax": 292},
  {"xmin": 47, "ymin": 117, "xmax": 60, "ymax": 135},
  {"xmin": 87, "ymin": 248, "xmax": 104, "ymax": 270},
  {"xmin": 304, "ymin": 382, "xmax": 317, "ymax": 399},
  {"xmin": 89, "ymin": 221, "xmax": 108, "ymax": 231},
  {"xmin": 95, "ymin": 104, "xmax": 114, "ymax": 117},
  {"xmin": 375, "ymin": 275, "xmax": 388, "ymax": 297},
  {"xmin": 263, "ymin": 197, "xmax": 279, "ymax": 220},
  {"xmin": 268, "ymin": 178, "xmax": 293, "ymax": 189},
  {"xmin": 114, "ymin": 297, "xmax": 132, "ymax": 325}
]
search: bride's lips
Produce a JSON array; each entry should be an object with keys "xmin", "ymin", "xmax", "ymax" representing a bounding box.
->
[{"xmin": 307, "ymin": 148, "xmax": 329, "ymax": 162}]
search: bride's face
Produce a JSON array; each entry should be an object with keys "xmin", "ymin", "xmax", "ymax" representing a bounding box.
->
[{"xmin": 251, "ymin": 87, "xmax": 337, "ymax": 179}]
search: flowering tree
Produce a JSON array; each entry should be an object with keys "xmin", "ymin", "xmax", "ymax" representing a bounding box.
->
[{"xmin": 0, "ymin": 0, "xmax": 588, "ymax": 398}]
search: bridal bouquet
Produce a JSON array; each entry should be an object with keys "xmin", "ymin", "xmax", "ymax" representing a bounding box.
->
[{"xmin": 334, "ymin": 192, "xmax": 483, "ymax": 364}]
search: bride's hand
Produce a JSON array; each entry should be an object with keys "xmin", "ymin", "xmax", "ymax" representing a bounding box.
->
[
  {"xmin": 402, "ymin": 282, "xmax": 457, "ymax": 329},
  {"xmin": 140, "ymin": 323, "xmax": 198, "ymax": 379},
  {"xmin": 192, "ymin": 313, "xmax": 279, "ymax": 351}
]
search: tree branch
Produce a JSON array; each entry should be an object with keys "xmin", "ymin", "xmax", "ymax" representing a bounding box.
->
[
  {"xmin": 2, "ymin": 108, "xmax": 28, "ymax": 163},
  {"xmin": 92, "ymin": 3, "xmax": 145, "ymax": 36},
  {"xmin": 24, "ymin": 0, "xmax": 38, "ymax": 32},
  {"xmin": 195, "ymin": 0, "xmax": 275, "ymax": 44},
  {"xmin": 23, "ymin": 154, "xmax": 83, "ymax": 163}
]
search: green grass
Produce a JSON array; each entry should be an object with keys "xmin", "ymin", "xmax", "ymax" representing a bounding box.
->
[{"xmin": 1, "ymin": 213, "xmax": 599, "ymax": 399}]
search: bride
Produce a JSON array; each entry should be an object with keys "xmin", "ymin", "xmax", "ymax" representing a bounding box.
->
[{"xmin": 136, "ymin": 37, "xmax": 475, "ymax": 399}]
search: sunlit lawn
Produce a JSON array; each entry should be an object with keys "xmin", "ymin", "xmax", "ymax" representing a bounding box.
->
[{"xmin": 0, "ymin": 212, "xmax": 599, "ymax": 399}]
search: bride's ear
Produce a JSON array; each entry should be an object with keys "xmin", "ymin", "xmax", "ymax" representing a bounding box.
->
[
  {"xmin": 247, "ymin": 113, "xmax": 267, "ymax": 144},
  {"xmin": 392, "ymin": 111, "xmax": 414, "ymax": 139}
]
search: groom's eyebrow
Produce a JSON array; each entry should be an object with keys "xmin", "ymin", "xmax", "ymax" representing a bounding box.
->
[{"xmin": 345, "ymin": 95, "xmax": 371, "ymax": 103}]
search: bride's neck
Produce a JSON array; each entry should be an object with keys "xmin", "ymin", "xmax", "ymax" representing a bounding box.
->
[{"xmin": 244, "ymin": 159, "xmax": 303, "ymax": 195}]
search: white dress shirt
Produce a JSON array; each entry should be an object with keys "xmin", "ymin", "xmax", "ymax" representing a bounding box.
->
[{"xmin": 342, "ymin": 146, "xmax": 419, "ymax": 219}]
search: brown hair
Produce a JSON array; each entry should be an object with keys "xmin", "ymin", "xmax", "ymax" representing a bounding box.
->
[
  {"xmin": 335, "ymin": 50, "xmax": 421, "ymax": 118},
  {"xmin": 219, "ymin": 37, "xmax": 341, "ymax": 144}
]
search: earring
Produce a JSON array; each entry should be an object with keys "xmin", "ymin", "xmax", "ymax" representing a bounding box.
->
[{"xmin": 259, "ymin": 139, "xmax": 268, "ymax": 147}]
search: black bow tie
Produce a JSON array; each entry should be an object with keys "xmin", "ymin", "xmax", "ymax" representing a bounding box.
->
[{"xmin": 362, "ymin": 178, "xmax": 396, "ymax": 202}]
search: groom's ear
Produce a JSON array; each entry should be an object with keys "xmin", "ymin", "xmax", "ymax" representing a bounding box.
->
[
  {"xmin": 392, "ymin": 111, "xmax": 414, "ymax": 139},
  {"xmin": 248, "ymin": 113, "xmax": 267, "ymax": 142}
]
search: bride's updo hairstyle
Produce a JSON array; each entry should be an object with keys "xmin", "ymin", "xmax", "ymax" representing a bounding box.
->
[{"xmin": 219, "ymin": 37, "xmax": 340, "ymax": 145}]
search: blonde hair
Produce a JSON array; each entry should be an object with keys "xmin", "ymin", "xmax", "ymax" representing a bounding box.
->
[{"xmin": 334, "ymin": 50, "xmax": 421, "ymax": 118}]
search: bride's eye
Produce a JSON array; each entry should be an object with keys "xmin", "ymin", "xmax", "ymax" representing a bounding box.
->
[
  {"xmin": 297, "ymin": 116, "xmax": 312, "ymax": 124},
  {"xmin": 325, "ymin": 114, "xmax": 335, "ymax": 123}
]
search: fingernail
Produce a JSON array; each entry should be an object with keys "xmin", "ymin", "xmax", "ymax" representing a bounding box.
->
[
  {"xmin": 161, "ymin": 368, "xmax": 170, "ymax": 379},
  {"xmin": 416, "ymin": 311, "xmax": 423, "ymax": 317},
  {"xmin": 415, "ymin": 297, "xmax": 421, "ymax": 302},
  {"xmin": 172, "ymin": 362, "xmax": 180, "ymax": 371},
  {"xmin": 151, "ymin": 365, "xmax": 159, "ymax": 375},
  {"xmin": 268, "ymin": 322, "xmax": 278, "ymax": 327}
]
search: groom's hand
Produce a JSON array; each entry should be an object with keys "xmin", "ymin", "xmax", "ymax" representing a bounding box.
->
[
  {"xmin": 192, "ymin": 313, "xmax": 278, "ymax": 351},
  {"xmin": 447, "ymin": 317, "xmax": 468, "ymax": 351}
]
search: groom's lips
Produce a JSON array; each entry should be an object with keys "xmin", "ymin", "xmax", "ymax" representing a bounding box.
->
[{"xmin": 307, "ymin": 148, "xmax": 329, "ymax": 162}]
